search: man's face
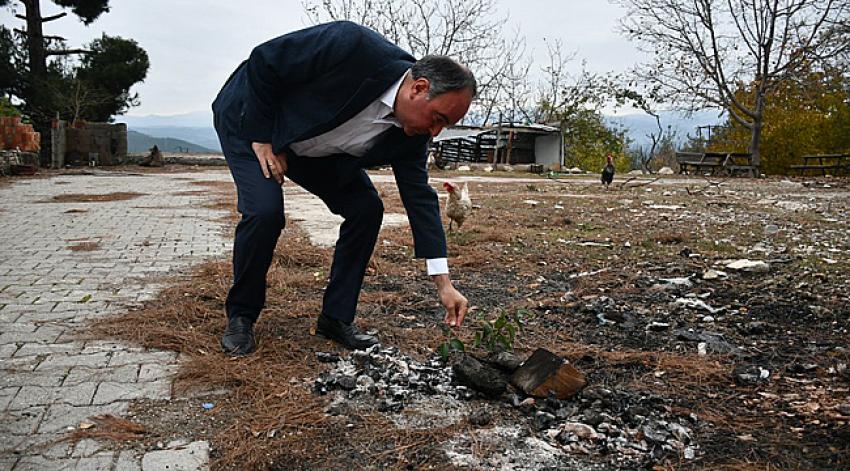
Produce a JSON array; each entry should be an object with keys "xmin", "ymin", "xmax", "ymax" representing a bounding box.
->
[{"xmin": 394, "ymin": 78, "xmax": 473, "ymax": 137}]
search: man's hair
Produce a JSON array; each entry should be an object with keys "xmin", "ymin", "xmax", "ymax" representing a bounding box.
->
[{"xmin": 411, "ymin": 55, "xmax": 477, "ymax": 99}]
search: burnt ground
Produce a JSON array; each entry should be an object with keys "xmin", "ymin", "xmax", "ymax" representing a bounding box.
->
[{"xmin": 77, "ymin": 168, "xmax": 849, "ymax": 470}]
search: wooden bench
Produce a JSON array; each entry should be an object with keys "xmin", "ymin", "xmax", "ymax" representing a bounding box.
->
[
  {"xmin": 676, "ymin": 152, "xmax": 756, "ymax": 177},
  {"xmin": 790, "ymin": 154, "xmax": 850, "ymax": 176}
]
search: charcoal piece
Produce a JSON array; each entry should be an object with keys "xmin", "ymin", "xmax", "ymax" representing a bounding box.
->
[
  {"xmin": 510, "ymin": 348, "xmax": 586, "ymax": 399},
  {"xmin": 337, "ymin": 375, "xmax": 357, "ymax": 391},
  {"xmin": 316, "ymin": 352, "xmax": 340, "ymax": 363},
  {"xmin": 468, "ymin": 408, "xmax": 492, "ymax": 427},
  {"xmin": 487, "ymin": 351, "xmax": 523, "ymax": 372},
  {"xmin": 450, "ymin": 353, "xmax": 508, "ymax": 397}
]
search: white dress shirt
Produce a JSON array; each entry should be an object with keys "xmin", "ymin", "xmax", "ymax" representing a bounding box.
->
[{"xmin": 289, "ymin": 72, "xmax": 448, "ymax": 276}]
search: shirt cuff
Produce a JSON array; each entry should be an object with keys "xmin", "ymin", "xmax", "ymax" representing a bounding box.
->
[{"xmin": 426, "ymin": 258, "xmax": 449, "ymax": 276}]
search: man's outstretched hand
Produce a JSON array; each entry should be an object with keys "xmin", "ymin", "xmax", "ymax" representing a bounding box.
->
[
  {"xmin": 433, "ymin": 274, "xmax": 468, "ymax": 327},
  {"xmin": 252, "ymin": 142, "xmax": 287, "ymax": 184}
]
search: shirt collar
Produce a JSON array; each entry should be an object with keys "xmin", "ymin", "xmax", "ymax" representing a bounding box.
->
[{"xmin": 379, "ymin": 70, "xmax": 409, "ymax": 113}]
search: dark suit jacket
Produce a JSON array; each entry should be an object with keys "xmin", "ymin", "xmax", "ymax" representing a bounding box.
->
[{"xmin": 212, "ymin": 21, "xmax": 446, "ymax": 259}]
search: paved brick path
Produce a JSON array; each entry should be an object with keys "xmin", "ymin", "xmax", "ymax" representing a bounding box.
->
[{"xmin": 0, "ymin": 170, "xmax": 232, "ymax": 470}]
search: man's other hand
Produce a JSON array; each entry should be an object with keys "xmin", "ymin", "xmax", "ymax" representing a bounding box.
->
[
  {"xmin": 252, "ymin": 142, "xmax": 288, "ymax": 184},
  {"xmin": 433, "ymin": 274, "xmax": 468, "ymax": 328}
]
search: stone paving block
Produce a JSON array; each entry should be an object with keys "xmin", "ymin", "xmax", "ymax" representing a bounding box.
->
[
  {"xmin": 35, "ymin": 352, "xmax": 110, "ymax": 371},
  {"xmin": 0, "ymin": 344, "xmax": 17, "ymax": 358},
  {"xmin": 109, "ymin": 351, "xmax": 177, "ymax": 367},
  {"xmin": 141, "ymin": 440, "xmax": 209, "ymax": 471},
  {"xmin": 92, "ymin": 380, "xmax": 171, "ymax": 405},
  {"xmin": 0, "ymin": 368, "xmax": 68, "ymax": 388},
  {"xmin": 0, "ymin": 457, "xmax": 17, "ymax": 471},
  {"xmin": 0, "ymin": 406, "xmax": 45, "ymax": 435},
  {"xmin": 0, "ymin": 309, "xmax": 22, "ymax": 323},
  {"xmin": 0, "ymin": 322, "xmax": 37, "ymax": 333},
  {"xmin": 14, "ymin": 455, "xmax": 80, "ymax": 470},
  {"xmin": 75, "ymin": 454, "xmax": 115, "ymax": 470},
  {"xmin": 138, "ymin": 363, "xmax": 179, "ymax": 383},
  {"xmin": 15, "ymin": 310, "xmax": 79, "ymax": 324},
  {"xmin": 10, "ymin": 383, "xmax": 97, "ymax": 409},
  {"xmin": 71, "ymin": 438, "xmax": 103, "ymax": 458},
  {"xmin": 7, "ymin": 432, "xmax": 72, "ymax": 458},
  {"xmin": 14, "ymin": 343, "xmax": 83, "ymax": 358},
  {"xmin": 115, "ymin": 450, "xmax": 142, "ymax": 471},
  {"xmin": 0, "ymin": 386, "xmax": 19, "ymax": 410},
  {"xmin": 0, "ymin": 326, "xmax": 65, "ymax": 344},
  {"xmin": 82, "ymin": 341, "xmax": 144, "ymax": 355},
  {"xmin": 64, "ymin": 365, "xmax": 139, "ymax": 386},
  {"xmin": 38, "ymin": 402, "xmax": 128, "ymax": 434}
]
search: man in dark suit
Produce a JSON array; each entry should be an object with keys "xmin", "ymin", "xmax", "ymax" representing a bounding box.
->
[{"xmin": 212, "ymin": 21, "xmax": 474, "ymax": 354}]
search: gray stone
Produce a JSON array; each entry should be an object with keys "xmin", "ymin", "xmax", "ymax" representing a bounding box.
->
[
  {"xmin": 9, "ymin": 383, "xmax": 97, "ymax": 409},
  {"xmin": 64, "ymin": 365, "xmax": 140, "ymax": 386},
  {"xmin": 139, "ymin": 363, "xmax": 178, "ymax": 382},
  {"xmin": 141, "ymin": 440, "xmax": 210, "ymax": 471},
  {"xmin": 0, "ymin": 407, "xmax": 46, "ymax": 435},
  {"xmin": 92, "ymin": 380, "xmax": 171, "ymax": 405},
  {"xmin": 116, "ymin": 451, "xmax": 142, "ymax": 471},
  {"xmin": 35, "ymin": 353, "xmax": 110, "ymax": 371},
  {"xmin": 38, "ymin": 403, "xmax": 128, "ymax": 433}
]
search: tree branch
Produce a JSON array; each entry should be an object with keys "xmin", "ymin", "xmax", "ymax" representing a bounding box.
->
[
  {"xmin": 46, "ymin": 49, "xmax": 92, "ymax": 56},
  {"xmin": 41, "ymin": 12, "xmax": 68, "ymax": 22}
]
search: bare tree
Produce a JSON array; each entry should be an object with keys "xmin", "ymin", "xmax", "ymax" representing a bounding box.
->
[
  {"xmin": 614, "ymin": 0, "xmax": 850, "ymax": 169},
  {"xmin": 302, "ymin": 0, "xmax": 530, "ymax": 125}
]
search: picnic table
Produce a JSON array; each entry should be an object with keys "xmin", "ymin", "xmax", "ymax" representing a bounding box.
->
[
  {"xmin": 676, "ymin": 152, "xmax": 757, "ymax": 177},
  {"xmin": 790, "ymin": 154, "xmax": 850, "ymax": 176}
]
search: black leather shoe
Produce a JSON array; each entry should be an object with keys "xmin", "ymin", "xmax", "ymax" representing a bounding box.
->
[
  {"xmin": 220, "ymin": 316, "xmax": 256, "ymax": 356},
  {"xmin": 315, "ymin": 315, "xmax": 379, "ymax": 350}
]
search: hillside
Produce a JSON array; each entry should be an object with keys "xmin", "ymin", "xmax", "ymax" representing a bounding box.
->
[{"xmin": 127, "ymin": 130, "xmax": 216, "ymax": 154}]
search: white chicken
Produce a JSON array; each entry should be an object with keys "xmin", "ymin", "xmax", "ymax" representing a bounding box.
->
[{"xmin": 443, "ymin": 181, "xmax": 472, "ymax": 231}]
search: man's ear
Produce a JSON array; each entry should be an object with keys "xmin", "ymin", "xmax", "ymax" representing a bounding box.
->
[{"xmin": 412, "ymin": 78, "xmax": 431, "ymax": 97}]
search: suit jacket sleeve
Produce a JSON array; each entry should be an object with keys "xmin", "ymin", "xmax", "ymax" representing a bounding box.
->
[
  {"xmin": 391, "ymin": 147, "xmax": 447, "ymax": 259},
  {"xmin": 240, "ymin": 21, "xmax": 365, "ymax": 143}
]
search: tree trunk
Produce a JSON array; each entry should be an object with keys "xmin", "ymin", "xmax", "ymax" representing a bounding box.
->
[
  {"xmin": 22, "ymin": 0, "xmax": 51, "ymax": 125},
  {"xmin": 748, "ymin": 93, "xmax": 765, "ymax": 172},
  {"xmin": 23, "ymin": 0, "xmax": 46, "ymax": 78}
]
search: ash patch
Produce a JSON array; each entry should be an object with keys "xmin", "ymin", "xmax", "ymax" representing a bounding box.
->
[
  {"xmin": 314, "ymin": 346, "xmax": 701, "ymax": 469},
  {"xmin": 445, "ymin": 426, "xmax": 585, "ymax": 470},
  {"xmin": 314, "ymin": 345, "xmax": 473, "ymax": 429}
]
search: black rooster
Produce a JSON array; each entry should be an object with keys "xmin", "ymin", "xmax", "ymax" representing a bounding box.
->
[{"xmin": 601, "ymin": 154, "xmax": 615, "ymax": 189}]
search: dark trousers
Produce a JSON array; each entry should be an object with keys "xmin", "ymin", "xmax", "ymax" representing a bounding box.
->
[{"xmin": 214, "ymin": 124, "xmax": 384, "ymax": 324}]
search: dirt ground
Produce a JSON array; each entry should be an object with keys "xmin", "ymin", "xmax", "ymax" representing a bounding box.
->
[{"xmin": 74, "ymin": 166, "xmax": 849, "ymax": 470}]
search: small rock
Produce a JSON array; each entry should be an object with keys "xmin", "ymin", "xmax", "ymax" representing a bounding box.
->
[
  {"xmin": 837, "ymin": 404, "xmax": 850, "ymax": 416},
  {"xmin": 336, "ymin": 375, "xmax": 357, "ymax": 391},
  {"xmin": 702, "ymin": 269, "xmax": 728, "ymax": 280},
  {"xmin": 742, "ymin": 321, "xmax": 768, "ymax": 336},
  {"xmin": 658, "ymin": 167, "xmax": 675, "ymax": 175},
  {"xmin": 534, "ymin": 411, "xmax": 556, "ymax": 430},
  {"xmin": 647, "ymin": 322, "xmax": 671, "ymax": 332},
  {"xmin": 734, "ymin": 365, "xmax": 770, "ymax": 386},
  {"xmin": 725, "ymin": 259, "xmax": 770, "ymax": 273},
  {"xmin": 561, "ymin": 422, "xmax": 599, "ymax": 440},
  {"xmin": 697, "ymin": 343, "xmax": 707, "ymax": 356},
  {"xmin": 487, "ymin": 351, "xmax": 522, "ymax": 373},
  {"xmin": 764, "ymin": 224, "xmax": 780, "ymax": 235},
  {"xmin": 468, "ymin": 408, "xmax": 492, "ymax": 427}
]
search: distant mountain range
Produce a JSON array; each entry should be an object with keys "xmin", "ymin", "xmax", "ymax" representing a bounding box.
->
[
  {"xmin": 119, "ymin": 109, "xmax": 727, "ymax": 153},
  {"xmin": 127, "ymin": 130, "xmax": 216, "ymax": 154}
]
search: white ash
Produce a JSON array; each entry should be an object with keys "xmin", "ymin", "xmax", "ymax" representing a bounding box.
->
[{"xmin": 314, "ymin": 347, "xmax": 701, "ymax": 468}]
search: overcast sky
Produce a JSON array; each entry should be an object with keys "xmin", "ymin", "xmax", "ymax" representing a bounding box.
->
[{"xmin": 2, "ymin": 0, "xmax": 643, "ymax": 117}]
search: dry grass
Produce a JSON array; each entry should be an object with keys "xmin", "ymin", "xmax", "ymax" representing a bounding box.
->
[{"xmin": 61, "ymin": 415, "xmax": 147, "ymax": 443}]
